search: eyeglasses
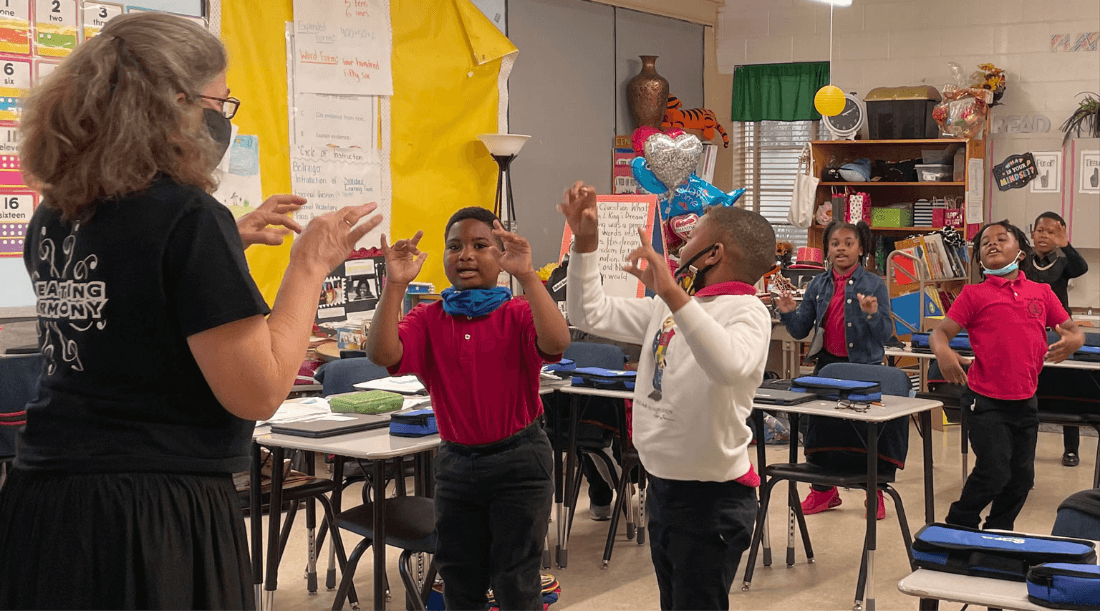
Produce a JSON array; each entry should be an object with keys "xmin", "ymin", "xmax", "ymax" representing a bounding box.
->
[
  {"xmin": 199, "ymin": 95, "xmax": 240, "ymax": 120},
  {"xmin": 835, "ymin": 399, "xmax": 872, "ymax": 413}
]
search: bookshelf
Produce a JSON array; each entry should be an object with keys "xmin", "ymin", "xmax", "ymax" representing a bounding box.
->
[{"xmin": 807, "ymin": 137, "xmax": 986, "ymax": 273}]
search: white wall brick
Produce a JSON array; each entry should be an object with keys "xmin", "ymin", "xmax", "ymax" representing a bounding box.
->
[
  {"xmin": 815, "ymin": 4, "xmax": 866, "ymax": 35},
  {"xmin": 1021, "ymin": 0, "xmax": 1100, "ymax": 24},
  {"xmin": 746, "ymin": 36, "xmax": 794, "ymax": 64},
  {"xmin": 939, "ymin": 26, "xmax": 997, "ymax": 55},
  {"xmin": 793, "ymin": 34, "xmax": 831, "ymax": 62},
  {"xmin": 861, "ymin": 59, "xmax": 917, "ymax": 92},
  {"xmin": 769, "ymin": 8, "xmax": 818, "ymax": 36},
  {"xmin": 891, "ymin": 30, "xmax": 943, "ymax": 59},
  {"xmin": 723, "ymin": 13, "xmax": 771, "ymax": 38},
  {"xmin": 717, "ymin": 37, "xmax": 748, "ymax": 73},
  {"xmin": 994, "ymin": 23, "xmax": 1051, "ymax": 54},
  {"xmin": 965, "ymin": 0, "xmax": 1024, "ymax": 26},
  {"xmin": 865, "ymin": 2, "xmax": 920, "ymax": 33},
  {"xmin": 837, "ymin": 32, "xmax": 891, "ymax": 60}
]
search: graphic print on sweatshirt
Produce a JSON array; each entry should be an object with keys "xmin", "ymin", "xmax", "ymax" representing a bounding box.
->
[
  {"xmin": 649, "ymin": 315, "xmax": 676, "ymax": 400},
  {"xmin": 32, "ymin": 222, "xmax": 107, "ymax": 374}
]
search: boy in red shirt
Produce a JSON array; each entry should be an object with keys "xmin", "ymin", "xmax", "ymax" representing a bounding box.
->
[
  {"xmin": 367, "ymin": 207, "xmax": 570, "ymax": 611},
  {"xmin": 932, "ymin": 220, "xmax": 1084, "ymax": 530}
]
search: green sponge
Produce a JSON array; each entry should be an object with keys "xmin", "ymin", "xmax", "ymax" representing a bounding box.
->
[{"xmin": 329, "ymin": 391, "xmax": 404, "ymax": 415}]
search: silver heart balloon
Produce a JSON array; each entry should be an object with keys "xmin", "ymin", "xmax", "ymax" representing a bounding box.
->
[{"xmin": 644, "ymin": 133, "xmax": 703, "ymax": 189}]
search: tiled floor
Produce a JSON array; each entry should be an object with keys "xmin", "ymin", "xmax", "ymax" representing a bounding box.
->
[{"xmin": 262, "ymin": 423, "xmax": 1096, "ymax": 610}]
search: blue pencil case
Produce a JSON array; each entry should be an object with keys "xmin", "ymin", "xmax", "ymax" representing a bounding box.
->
[
  {"xmin": 543, "ymin": 358, "xmax": 576, "ymax": 378},
  {"xmin": 790, "ymin": 376, "xmax": 881, "ymax": 402},
  {"xmin": 1028, "ymin": 563, "xmax": 1100, "ymax": 609},
  {"xmin": 1072, "ymin": 346, "xmax": 1100, "ymax": 362},
  {"xmin": 571, "ymin": 367, "xmax": 636, "ymax": 391},
  {"xmin": 913, "ymin": 523, "xmax": 1096, "ymax": 582},
  {"xmin": 389, "ymin": 409, "xmax": 437, "ymax": 437},
  {"xmin": 910, "ymin": 333, "xmax": 972, "ymax": 355}
]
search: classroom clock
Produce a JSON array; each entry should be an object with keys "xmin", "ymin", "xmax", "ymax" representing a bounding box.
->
[{"xmin": 823, "ymin": 93, "xmax": 866, "ymax": 140}]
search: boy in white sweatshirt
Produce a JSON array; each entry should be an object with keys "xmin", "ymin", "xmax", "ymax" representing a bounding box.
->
[{"xmin": 559, "ymin": 182, "xmax": 774, "ymax": 610}]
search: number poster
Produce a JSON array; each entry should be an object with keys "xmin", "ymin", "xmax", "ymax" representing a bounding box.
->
[
  {"xmin": 0, "ymin": 0, "xmax": 32, "ymax": 55},
  {"xmin": 35, "ymin": 0, "xmax": 78, "ymax": 57},
  {"xmin": 0, "ymin": 188, "xmax": 36, "ymax": 256}
]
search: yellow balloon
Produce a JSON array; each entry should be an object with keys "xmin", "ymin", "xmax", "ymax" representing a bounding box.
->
[{"xmin": 815, "ymin": 85, "xmax": 846, "ymax": 116}]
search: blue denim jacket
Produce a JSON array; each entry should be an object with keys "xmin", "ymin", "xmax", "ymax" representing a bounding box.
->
[{"xmin": 778, "ymin": 265, "xmax": 893, "ymax": 364}]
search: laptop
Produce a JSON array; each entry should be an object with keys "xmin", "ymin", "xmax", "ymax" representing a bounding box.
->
[
  {"xmin": 754, "ymin": 388, "xmax": 819, "ymax": 406},
  {"xmin": 269, "ymin": 412, "xmax": 395, "ymax": 438}
]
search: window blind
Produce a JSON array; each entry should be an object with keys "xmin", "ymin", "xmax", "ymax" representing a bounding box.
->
[{"xmin": 734, "ymin": 120, "xmax": 818, "ymax": 248}]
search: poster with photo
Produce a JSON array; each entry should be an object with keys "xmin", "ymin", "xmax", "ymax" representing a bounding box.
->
[{"xmin": 315, "ymin": 256, "xmax": 386, "ymax": 324}]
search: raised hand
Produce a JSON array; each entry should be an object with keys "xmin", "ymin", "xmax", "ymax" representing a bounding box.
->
[
  {"xmin": 1054, "ymin": 222, "xmax": 1069, "ymax": 248},
  {"xmin": 776, "ymin": 287, "xmax": 797, "ymax": 314},
  {"xmin": 623, "ymin": 227, "xmax": 682, "ymax": 303},
  {"xmin": 557, "ymin": 181, "xmax": 599, "ymax": 250},
  {"xmin": 236, "ymin": 194, "xmax": 306, "ymax": 247},
  {"xmin": 291, "ymin": 203, "xmax": 381, "ymax": 276},
  {"xmin": 491, "ymin": 221, "xmax": 535, "ymax": 277},
  {"xmin": 381, "ymin": 230, "xmax": 428, "ymax": 286},
  {"xmin": 857, "ymin": 292, "xmax": 878, "ymax": 315}
]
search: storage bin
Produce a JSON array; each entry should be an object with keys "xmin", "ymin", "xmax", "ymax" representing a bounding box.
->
[
  {"xmin": 872, "ymin": 207, "xmax": 913, "ymax": 228},
  {"xmin": 864, "ymin": 86, "xmax": 942, "ymax": 140},
  {"xmin": 916, "ymin": 164, "xmax": 951, "ymax": 182}
]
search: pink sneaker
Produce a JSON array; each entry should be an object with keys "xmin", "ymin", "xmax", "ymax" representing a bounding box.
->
[
  {"xmin": 864, "ymin": 490, "xmax": 886, "ymax": 520},
  {"xmin": 800, "ymin": 487, "xmax": 842, "ymax": 514}
]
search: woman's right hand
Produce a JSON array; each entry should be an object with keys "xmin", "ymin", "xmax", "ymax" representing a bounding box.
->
[
  {"xmin": 381, "ymin": 230, "xmax": 428, "ymax": 286},
  {"xmin": 776, "ymin": 287, "xmax": 797, "ymax": 313},
  {"xmin": 291, "ymin": 203, "xmax": 382, "ymax": 276}
]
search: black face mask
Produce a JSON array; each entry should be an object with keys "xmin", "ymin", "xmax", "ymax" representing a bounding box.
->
[
  {"xmin": 673, "ymin": 243, "xmax": 718, "ymax": 295},
  {"xmin": 203, "ymin": 108, "xmax": 232, "ymax": 162}
]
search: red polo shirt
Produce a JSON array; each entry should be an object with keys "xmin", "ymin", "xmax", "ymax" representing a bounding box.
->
[
  {"xmin": 945, "ymin": 272, "xmax": 1068, "ymax": 400},
  {"xmin": 388, "ymin": 299, "xmax": 559, "ymax": 445},
  {"xmin": 823, "ymin": 268, "xmax": 855, "ymax": 357}
]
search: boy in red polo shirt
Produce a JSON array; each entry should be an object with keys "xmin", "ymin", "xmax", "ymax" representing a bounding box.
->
[
  {"xmin": 932, "ymin": 220, "xmax": 1085, "ymax": 530},
  {"xmin": 367, "ymin": 207, "xmax": 570, "ymax": 611}
]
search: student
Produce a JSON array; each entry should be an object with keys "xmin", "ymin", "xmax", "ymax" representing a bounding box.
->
[
  {"xmin": 775, "ymin": 220, "xmax": 895, "ymax": 517},
  {"xmin": 367, "ymin": 207, "xmax": 570, "ymax": 611},
  {"xmin": 560, "ymin": 182, "xmax": 774, "ymax": 610},
  {"xmin": 1023, "ymin": 211, "xmax": 1090, "ymax": 467},
  {"xmin": 0, "ymin": 13, "xmax": 380, "ymax": 609},
  {"xmin": 934, "ymin": 220, "xmax": 1085, "ymax": 531}
]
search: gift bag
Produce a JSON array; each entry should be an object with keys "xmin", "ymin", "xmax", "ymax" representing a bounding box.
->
[{"xmin": 788, "ymin": 144, "xmax": 818, "ymax": 229}]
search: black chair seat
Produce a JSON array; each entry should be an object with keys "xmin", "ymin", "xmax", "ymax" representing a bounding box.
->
[
  {"xmin": 765, "ymin": 462, "xmax": 896, "ymax": 487},
  {"xmin": 335, "ymin": 496, "xmax": 436, "ymax": 553},
  {"xmin": 1039, "ymin": 412, "xmax": 1100, "ymax": 426}
]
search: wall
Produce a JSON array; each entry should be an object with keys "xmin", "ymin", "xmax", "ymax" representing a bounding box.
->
[{"xmin": 716, "ymin": 0, "xmax": 1100, "ymax": 309}]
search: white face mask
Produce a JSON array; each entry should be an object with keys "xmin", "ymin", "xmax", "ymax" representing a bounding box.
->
[{"xmin": 981, "ymin": 249, "xmax": 1022, "ymax": 276}]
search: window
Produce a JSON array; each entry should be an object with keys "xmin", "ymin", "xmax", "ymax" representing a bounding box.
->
[{"xmin": 734, "ymin": 120, "xmax": 818, "ymax": 248}]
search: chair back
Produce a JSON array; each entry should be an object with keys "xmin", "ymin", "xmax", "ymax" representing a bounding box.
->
[
  {"xmin": 315, "ymin": 357, "xmax": 391, "ymax": 396},
  {"xmin": 818, "ymin": 362, "xmax": 911, "ymax": 397},
  {"xmin": 564, "ymin": 342, "xmax": 626, "ymax": 370},
  {"xmin": 0, "ymin": 353, "xmax": 43, "ymax": 458}
]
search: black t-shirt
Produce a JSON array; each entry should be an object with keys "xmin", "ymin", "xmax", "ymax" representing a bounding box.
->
[
  {"xmin": 16, "ymin": 176, "xmax": 270, "ymax": 474},
  {"xmin": 1023, "ymin": 245, "xmax": 1090, "ymax": 313}
]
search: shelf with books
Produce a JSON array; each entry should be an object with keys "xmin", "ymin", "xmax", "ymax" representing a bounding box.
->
[{"xmin": 819, "ymin": 182, "xmax": 965, "ymax": 187}]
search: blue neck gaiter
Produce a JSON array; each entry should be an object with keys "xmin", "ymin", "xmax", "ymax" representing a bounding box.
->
[{"xmin": 440, "ymin": 286, "xmax": 512, "ymax": 317}]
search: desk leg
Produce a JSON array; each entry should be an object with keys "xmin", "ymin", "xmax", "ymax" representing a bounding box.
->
[
  {"xmin": 551, "ymin": 393, "xmax": 564, "ymax": 568},
  {"xmin": 250, "ymin": 443, "xmax": 263, "ymax": 610},
  {"xmin": 558, "ymin": 395, "xmax": 580, "ymax": 569},
  {"xmin": 373, "ymin": 459, "xmax": 388, "ymax": 610},
  {"xmin": 921, "ymin": 410, "xmax": 935, "ymax": 524},
  {"xmin": 264, "ymin": 446, "xmax": 285, "ymax": 611},
  {"xmin": 858, "ymin": 423, "xmax": 879, "ymax": 611},
  {"xmin": 751, "ymin": 410, "xmax": 772, "ymax": 566},
  {"xmin": 304, "ymin": 451, "xmax": 319, "ymax": 593},
  {"xmin": 786, "ymin": 413, "xmax": 801, "ymax": 568},
  {"xmin": 918, "ymin": 598, "xmax": 939, "ymax": 610}
]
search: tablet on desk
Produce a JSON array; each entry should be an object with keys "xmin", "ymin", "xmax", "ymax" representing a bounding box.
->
[
  {"xmin": 754, "ymin": 389, "xmax": 818, "ymax": 406},
  {"xmin": 269, "ymin": 413, "xmax": 393, "ymax": 438}
]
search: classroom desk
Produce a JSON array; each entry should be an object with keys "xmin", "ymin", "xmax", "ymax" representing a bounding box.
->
[
  {"xmin": 251, "ymin": 423, "xmax": 441, "ymax": 611},
  {"xmin": 884, "ymin": 346, "xmax": 1100, "ymax": 371},
  {"xmin": 898, "ymin": 568, "xmax": 1053, "ymax": 611},
  {"xmin": 748, "ymin": 395, "xmax": 942, "ymax": 611}
]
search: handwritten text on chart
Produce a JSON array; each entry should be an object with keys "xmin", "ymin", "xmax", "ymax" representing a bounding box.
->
[
  {"xmin": 559, "ymin": 196, "xmax": 658, "ymax": 299},
  {"xmin": 290, "ymin": 150, "xmax": 386, "ymax": 248},
  {"xmin": 292, "ymin": 0, "xmax": 392, "ymax": 96}
]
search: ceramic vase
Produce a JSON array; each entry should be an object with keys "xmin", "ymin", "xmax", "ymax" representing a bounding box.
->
[{"xmin": 627, "ymin": 55, "xmax": 669, "ymax": 130}]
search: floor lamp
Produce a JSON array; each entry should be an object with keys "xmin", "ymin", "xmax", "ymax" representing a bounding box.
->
[{"xmin": 477, "ymin": 134, "xmax": 530, "ymax": 234}]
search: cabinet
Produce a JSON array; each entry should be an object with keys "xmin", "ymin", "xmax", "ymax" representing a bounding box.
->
[{"xmin": 807, "ymin": 138, "xmax": 987, "ymax": 267}]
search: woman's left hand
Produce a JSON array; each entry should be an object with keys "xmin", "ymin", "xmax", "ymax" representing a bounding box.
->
[
  {"xmin": 857, "ymin": 292, "xmax": 878, "ymax": 315},
  {"xmin": 237, "ymin": 194, "xmax": 306, "ymax": 247}
]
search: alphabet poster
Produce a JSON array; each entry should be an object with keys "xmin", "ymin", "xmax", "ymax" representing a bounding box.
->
[{"xmin": 292, "ymin": 0, "xmax": 393, "ymax": 96}]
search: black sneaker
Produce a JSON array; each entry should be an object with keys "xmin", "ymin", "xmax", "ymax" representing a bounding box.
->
[{"xmin": 1063, "ymin": 452, "xmax": 1081, "ymax": 467}]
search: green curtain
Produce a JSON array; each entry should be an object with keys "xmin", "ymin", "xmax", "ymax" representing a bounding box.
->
[{"xmin": 731, "ymin": 62, "xmax": 830, "ymax": 122}]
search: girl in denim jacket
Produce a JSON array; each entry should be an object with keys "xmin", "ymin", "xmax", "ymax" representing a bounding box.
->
[{"xmin": 776, "ymin": 220, "xmax": 896, "ymax": 517}]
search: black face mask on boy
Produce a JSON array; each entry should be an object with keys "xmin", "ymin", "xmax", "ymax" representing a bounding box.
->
[
  {"xmin": 673, "ymin": 243, "xmax": 718, "ymax": 295},
  {"xmin": 204, "ymin": 108, "xmax": 233, "ymax": 161}
]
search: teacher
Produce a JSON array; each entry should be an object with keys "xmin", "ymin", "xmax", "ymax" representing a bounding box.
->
[{"xmin": 0, "ymin": 12, "xmax": 379, "ymax": 609}]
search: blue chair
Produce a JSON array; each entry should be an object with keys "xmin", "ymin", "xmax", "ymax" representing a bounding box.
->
[
  {"xmin": 315, "ymin": 357, "xmax": 391, "ymax": 396},
  {"xmin": 743, "ymin": 363, "xmax": 914, "ymax": 607}
]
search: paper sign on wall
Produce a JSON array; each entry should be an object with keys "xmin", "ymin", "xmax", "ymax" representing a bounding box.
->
[
  {"xmin": 1082, "ymin": 150, "xmax": 1100, "ymax": 194},
  {"xmin": 213, "ymin": 134, "xmax": 264, "ymax": 217},
  {"xmin": 559, "ymin": 194, "xmax": 659, "ymax": 300},
  {"xmin": 290, "ymin": 145, "xmax": 385, "ymax": 248},
  {"xmin": 0, "ymin": 189, "xmax": 36, "ymax": 257},
  {"xmin": 34, "ymin": 58, "xmax": 60, "ymax": 83},
  {"xmin": 292, "ymin": 0, "xmax": 393, "ymax": 96},
  {"xmin": 1030, "ymin": 152, "xmax": 1062, "ymax": 194},
  {"xmin": 35, "ymin": 0, "xmax": 78, "ymax": 58},
  {"xmin": 294, "ymin": 93, "xmax": 378, "ymax": 150},
  {"xmin": 0, "ymin": 0, "xmax": 32, "ymax": 55},
  {"xmin": 83, "ymin": 2, "xmax": 124, "ymax": 39},
  {"xmin": 0, "ymin": 55, "xmax": 31, "ymax": 122},
  {"xmin": 966, "ymin": 158, "xmax": 984, "ymax": 224}
]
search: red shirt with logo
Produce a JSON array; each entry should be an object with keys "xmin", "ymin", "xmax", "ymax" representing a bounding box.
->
[
  {"xmin": 388, "ymin": 299, "xmax": 560, "ymax": 445},
  {"xmin": 822, "ymin": 268, "xmax": 855, "ymax": 357},
  {"xmin": 945, "ymin": 272, "xmax": 1068, "ymax": 400}
]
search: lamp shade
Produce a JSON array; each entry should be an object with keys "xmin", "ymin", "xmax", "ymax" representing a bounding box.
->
[
  {"xmin": 478, "ymin": 134, "xmax": 531, "ymax": 156},
  {"xmin": 814, "ymin": 85, "xmax": 846, "ymax": 117}
]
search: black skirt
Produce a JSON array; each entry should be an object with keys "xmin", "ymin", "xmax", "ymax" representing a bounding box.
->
[{"xmin": 0, "ymin": 470, "xmax": 255, "ymax": 610}]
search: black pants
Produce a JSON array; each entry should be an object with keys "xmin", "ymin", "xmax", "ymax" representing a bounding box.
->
[
  {"xmin": 946, "ymin": 393, "xmax": 1039, "ymax": 531},
  {"xmin": 647, "ymin": 475, "xmax": 757, "ymax": 610},
  {"xmin": 809, "ymin": 350, "xmax": 850, "ymax": 492},
  {"xmin": 433, "ymin": 423, "xmax": 553, "ymax": 611}
]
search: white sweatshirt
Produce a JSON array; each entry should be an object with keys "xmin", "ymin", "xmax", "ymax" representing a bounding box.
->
[{"xmin": 566, "ymin": 249, "xmax": 772, "ymax": 482}]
